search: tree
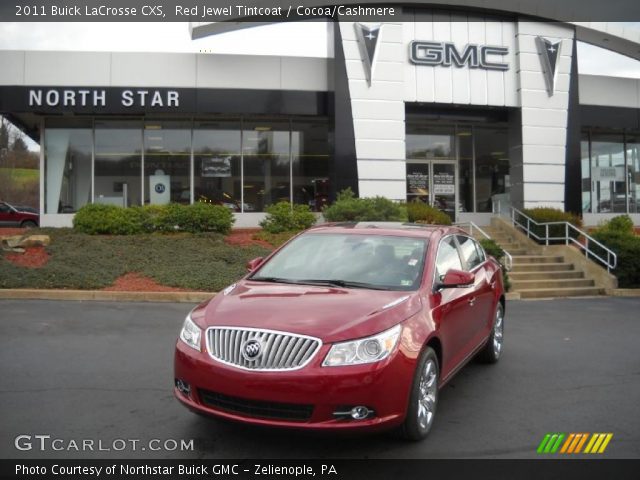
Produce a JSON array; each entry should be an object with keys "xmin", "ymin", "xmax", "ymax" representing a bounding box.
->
[{"xmin": 11, "ymin": 136, "xmax": 28, "ymax": 152}]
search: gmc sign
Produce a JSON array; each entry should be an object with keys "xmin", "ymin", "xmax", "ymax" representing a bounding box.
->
[{"xmin": 410, "ymin": 41, "xmax": 509, "ymax": 71}]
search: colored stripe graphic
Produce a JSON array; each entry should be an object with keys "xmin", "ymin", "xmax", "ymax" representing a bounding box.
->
[
  {"xmin": 537, "ymin": 433, "xmax": 565, "ymax": 454},
  {"xmin": 538, "ymin": 433, "xmax": 612, "ymax": 454}
]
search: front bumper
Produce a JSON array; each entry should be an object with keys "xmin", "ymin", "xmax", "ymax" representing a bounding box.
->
[{"xmin": 174, "ymin": 338, "xmax": 416, "ymax": 431}]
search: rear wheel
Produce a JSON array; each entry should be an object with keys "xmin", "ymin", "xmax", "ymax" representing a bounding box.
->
[
  {"xmin": 21, "ymin": 220, "xmax": 37, "ymax": 229},
  {"xmin": 401, "ymin": 347, "xmax": 439, "ymax": 441},
  {"xmin": 477, "ymin": 302, "xmax": 504, "ymax": 364}
]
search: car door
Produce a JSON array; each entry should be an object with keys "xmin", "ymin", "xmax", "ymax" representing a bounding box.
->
[
  {"xmin": 431, "ymin": 235, "xmax": 477, "ymax": 380},
  {"xmin": 456, "ymin": 235, "xmax": 495, "ymax": 348},
  {"xmin": 0, "ymin": 202, "xmax": 17, "ymax": 227}
]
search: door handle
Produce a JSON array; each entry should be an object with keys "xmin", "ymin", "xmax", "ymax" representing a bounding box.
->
[{"xmin": 468, "ymin": 297, "xmax": 476, "ymax": 307}]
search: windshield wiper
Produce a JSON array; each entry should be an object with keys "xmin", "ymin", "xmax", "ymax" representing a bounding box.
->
[
  {"xmin": 296, "ymin": 279, "xmax": 392, "ymax": 291},
  {"xmin": 250, "ymin": 276, "xmax": 305, "ymax": 285}
]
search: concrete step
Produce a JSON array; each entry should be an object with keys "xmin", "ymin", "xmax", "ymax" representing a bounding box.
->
[
  {"xmin": 511, "ymin": 278, "xmax": 595, "ymax": 290},
  {"xmin": 518, "ymin": 286, "xmax": 604, "ymax": 299},
  {"xmin": 508, "ymin": 271, "xmax": 585, "ymax": 280},
  {"xmin": 510, "ymin": 263, "xmax": 575, "ymax": 273},
  {"xmin": 503, "ymin": 249, "xmax": 529, "ymax": 256},
  {"xmin": 512, "ymin": 255, "xmax": 565, "ymax": 264}
]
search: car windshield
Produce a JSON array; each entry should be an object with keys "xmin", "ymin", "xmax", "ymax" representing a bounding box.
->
[{"xmin": 251, "ymin": 233, "xmax": 428, "ymax": 291}]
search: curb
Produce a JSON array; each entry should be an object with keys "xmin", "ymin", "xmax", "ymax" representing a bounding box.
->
[
  {"xmin": 0, "ymin": 289, "xmax": 215, "ymax": 303},
  {"xmin": 606, "ymin": 288, "xmax": 640, "ymax": 297}
]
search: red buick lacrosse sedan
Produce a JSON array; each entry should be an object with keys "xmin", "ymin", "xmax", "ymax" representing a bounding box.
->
[{"xmin": 174, "ymin": 222, "xmax": 505, "ymax": 440}]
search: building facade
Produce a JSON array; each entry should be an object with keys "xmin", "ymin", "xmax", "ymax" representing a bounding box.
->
[{"xmin": 1, "ymin": 11, "xmax": 640, "ymax": 227}]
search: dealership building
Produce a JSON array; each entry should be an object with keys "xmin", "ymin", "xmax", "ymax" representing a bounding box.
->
[{"xmin": 1, "ymin": 7, "xmax": 640, "ymax": 227}]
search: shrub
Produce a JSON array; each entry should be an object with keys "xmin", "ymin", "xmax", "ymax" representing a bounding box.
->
[
  {"xmin": 598, "ymin": 214, "xmax": 634, "ymax": 235},
  {"xmin": 591, "ymin": 215, "xmax": 640, "ymax": 288},
  {"xmin": 73, "ymin": 204, "xmax": 145, "ymax": 235},
  {"xmin": 73, "ymin": 203, "xmax": 234, "ymax": 235},
  {"xmin": 181, "ymin": 203, "xmax": 235, "ymax": 234},
  {"xmin": 322, "ymin": 188, "xmax": 407, "ymax": 222},
  {"xmin": 479, "ymin": 238, "xmax": 511, "ymax": 292},
  {"xmin": 259, "ymin": 202, "xmax": 316, "ymax": 234},
  {"xmin": 521, "ymin": 207, "xmax": 583, "ymax": 242},
  {"xmin": 406, "ymin": 201, "xmax": 451, "ymax": 225}
]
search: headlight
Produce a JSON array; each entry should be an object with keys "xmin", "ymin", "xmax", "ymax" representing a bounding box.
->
[
  {"xmin": 323, "ymin": 324, "xmax": 401, "ymax": 367},
  {"xmin": 179, "ymin": 312, "xmax": 202, "ymax": 351}
]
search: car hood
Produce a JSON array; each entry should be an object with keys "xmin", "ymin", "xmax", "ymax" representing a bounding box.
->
[{"xmin": 194, "ymin": 280, "xmax": 422, "ymax": 343}]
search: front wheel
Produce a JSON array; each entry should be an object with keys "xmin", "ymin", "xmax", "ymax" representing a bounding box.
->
[
  {"xmin": 477, "ymin": 302, "xmax": 504, "ymax": 364},
  {"xmin": 21, "ymin": 220, "xmax": 37, "ymax": 229},
  {"xmin": 400, "ymin": 347, "xmax": 439, "ymax": 441}
]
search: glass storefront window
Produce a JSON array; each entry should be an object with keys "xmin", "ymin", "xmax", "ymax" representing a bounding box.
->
[
  {"xmin": 626, "ymin": 135, "xmax": 639, "ymax": 214},
  {"xmin": 581, "ymin": 133, "xmax": 591, "ymax": 213},
  {"xmin": 291, "ymin": 120, "xmax": 330, "ymax": 211},
  {"xmin": 94, "ymin": 120, "xmax": 142, "ymax": 207},
  {"xmin": 43, "ymin": 116, "xmax": 329, "ymax": 214},
  {"xmin": 243, "ymin": 120, "xmax": 291, "ymax": 212},
  {"xmin": 457, "ymin": 127, "xmax": 473, "ymax": 213},
  {"xmin": 44, "ymin": 119, "xmax": 92, "ymax": 213},
  {"xmin": 474, "ymin": 128, "xmax": 509, "ymax": 213},
  {"xmin": 193, "ymin": 120, "xmax": 241, "ymax": 211},
  {"xmin": 590, "ymin": 133, "xmax": 626, "ymax": 213},
  {"xmin": 406, "ymin": 125, "xmax": 455, "ymax": 160},
  {"xmin": 143, "ymin": 121, "xmax": 191, "ymax": 205}
]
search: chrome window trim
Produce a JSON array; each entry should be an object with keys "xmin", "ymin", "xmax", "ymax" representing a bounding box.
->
[{"xmin": 205, "ymin": 326, "xmax": 323, "ymax": 372}]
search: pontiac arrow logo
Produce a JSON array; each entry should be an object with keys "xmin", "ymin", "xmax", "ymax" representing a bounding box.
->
[
  {"xmin": 536, "ymin": 37, "xmax": 562, "ymax": 96},
  {"xmin": 354, "ymin": 23, "xmax": 382, "ymax": 86}
]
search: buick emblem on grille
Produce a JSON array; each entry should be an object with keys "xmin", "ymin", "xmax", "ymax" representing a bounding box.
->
[{"xmin": 241, "ymin": 339, "xmax": 262, "ymax": 361}]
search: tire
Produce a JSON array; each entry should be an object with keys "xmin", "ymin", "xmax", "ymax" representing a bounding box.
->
[
  {"xmin": 400, "ymin": 347, "xmax": 439, "ymax": 441},
  {"xmin": 477, "ymin": 302, "xmax": 505, "ymax": 364},
  {"xmin": 21, "ymin": 220, "xmax": 37, "ymax": 229}
]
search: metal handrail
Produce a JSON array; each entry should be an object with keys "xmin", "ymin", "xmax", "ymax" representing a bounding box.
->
[
  {"xmin": 509, "ymin": 207, "xmax": 617, "ymax": 272},
  {"xmin": 454, "ymin": 221, "xmax": 513, "ymax": 271}
]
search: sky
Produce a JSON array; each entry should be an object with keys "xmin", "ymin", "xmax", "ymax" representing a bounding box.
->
[{"xmin": 0, "ymin": 22, "xmax": 640, "ymax": 77}]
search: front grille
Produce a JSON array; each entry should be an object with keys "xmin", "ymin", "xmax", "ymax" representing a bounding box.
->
[
  {"xmin": 199, "ymin": 389, "xmax": 314, "ymax": 422},
  {"xmin": 206, "ymin": 327, "xmax": 321, "ymax": 371}
]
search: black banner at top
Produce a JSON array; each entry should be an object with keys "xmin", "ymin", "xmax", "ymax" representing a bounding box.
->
[{"xmin": 2, "ymin": 0, "xmax": 640, "ymax": 22}]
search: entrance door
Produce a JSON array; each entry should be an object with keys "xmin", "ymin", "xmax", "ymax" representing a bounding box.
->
[{"xmin": 406, "ymin": 160, "xmax": 458, "ymax": 222}]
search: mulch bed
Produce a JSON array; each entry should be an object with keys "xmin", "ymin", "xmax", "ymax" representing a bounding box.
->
[
  {"xmin": 225, "ymin": 228, "xmax": 272, "ymax": 248},
  {"xmin": 102, "ymin": 272, "xmax": 188, "ymax": 292},
  {"xmin": 0, "ymin": 228, "xmax": 28, "ymax": 236},
  {"xmin": 4, "ymin": 246, "xmax": 50, "ymax": 268}
]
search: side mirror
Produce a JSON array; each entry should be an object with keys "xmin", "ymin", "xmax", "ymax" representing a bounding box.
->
[
  {"xmin": 439, "ymin": 269, "xmax": 475, "ymax": 289},
  {"xmin": 246, "ymin": 257, "xmax": 265, "ymax": 272}
]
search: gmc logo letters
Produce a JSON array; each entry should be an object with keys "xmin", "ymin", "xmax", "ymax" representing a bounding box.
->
[{"xmin": 410, "ymin": 41, "xmax": 509, "ymax": 71}]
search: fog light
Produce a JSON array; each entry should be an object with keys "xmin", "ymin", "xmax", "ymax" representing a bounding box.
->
[
  {"xmin": 175, "ymin": 379, "xmax": 191, "ymax": 397},
  {"xmin": 350, "ymin": 406, "xmax": 371, "ymax": 420}
]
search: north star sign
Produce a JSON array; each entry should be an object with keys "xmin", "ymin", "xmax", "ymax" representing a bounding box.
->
[
  {"xmin": 410, "ymin": 41, "xmax": 509, "ymax": 71},
  {"xmin": 28, "ymin": 88, "xmax": 180, "ymax": 108}
]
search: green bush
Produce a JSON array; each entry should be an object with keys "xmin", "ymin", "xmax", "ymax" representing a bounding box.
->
[
  {"xmin": 521, "ymin": 207, "xmax": 583, "ymax": 242},
  {"xmin": 406, "ymin": 201, "xmax": 451, "ymax": 225},
  {"xmin": 73, "ymin": 204, "xmax": 145, "ymax": 235},
  {"xmin": 597, "ymin": 214, "xmax": 634, "ymax": 235},
  {"xmin": 322, "ymin": 188, "xmax": 407, "ymax": 222},
  {"xmin": 259, "ymin": 202, "xmax": 316, "ymax": 234},
  {"xmin": 591, "ymin": 215, "xmax": 640, "ymax": 288},
  {"xmin": 73, "ymin": 203, "xmax": 234, "ymax": 235},
  {"xmin": 479, "ymin": 238, "xmax": 511, "ymax": 292}
]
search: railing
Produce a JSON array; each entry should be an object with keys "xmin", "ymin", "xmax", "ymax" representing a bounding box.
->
[
  {"xmin": 509, "ymin": 207, "xmax": 617, "ymax": 272},
  {"xmin": 454, "ymin": 221, "xmax": 513, "ymax": 271}
]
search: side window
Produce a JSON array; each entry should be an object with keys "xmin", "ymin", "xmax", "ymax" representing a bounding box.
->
[
  {"xmin": 457, "ymin": 235, "xmax": 483, "ymax": 270},
  {"xmin": 435, "ymin": 237, "xmax": 463, "ymax": 280},
  {"xmin": 0, "ymin": 203, "xmax": 10, "ymax": 213},
  {"xmin": 475, "ymin": 241, "xmax": 486, "ymax": 264}
]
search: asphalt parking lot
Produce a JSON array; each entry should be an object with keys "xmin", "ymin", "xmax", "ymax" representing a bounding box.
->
[{"xmin": 1, "ymin": 297, "xmax": 639, "ymax": 459}]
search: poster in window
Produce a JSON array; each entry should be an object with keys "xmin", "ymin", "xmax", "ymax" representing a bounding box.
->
[
  {"xmin": 433, "ymin": 172, "xmax": 455, "ymax": 195},
  {"xmin": 202, "ymin": 156, "xmax": 232, "ymax": 177}
]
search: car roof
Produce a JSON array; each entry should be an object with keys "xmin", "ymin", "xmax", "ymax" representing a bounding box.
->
[{"xmin": 306, "ymin": 222, "xmax": 464, "ymax": 239}]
